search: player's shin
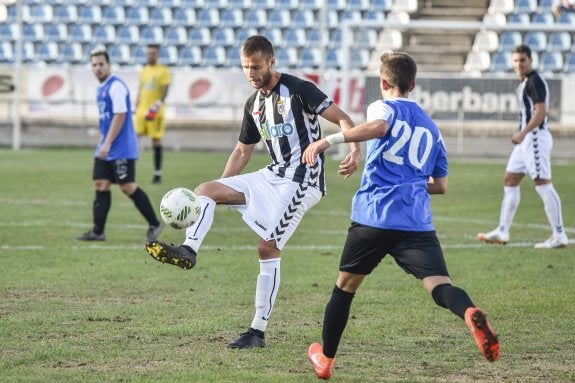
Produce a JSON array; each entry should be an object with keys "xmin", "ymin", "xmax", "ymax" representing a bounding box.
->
[
  {"xmin": 183, "ymin": 196, "xmax": 216, "ymax": 253},
  {"xmin": 499, "ymin": 186, "xmax": 520, "ymax": 234},
  {"xmin": 322, "ymin": 286, "xmax": 355, "ymax": 358},
  {"xmin": 535, "ymin": 183, "xmax": 565, "ymax": 236},
  {"xmin": 251, "ymin": 258, "xmax": 281, "ymax": 332}
]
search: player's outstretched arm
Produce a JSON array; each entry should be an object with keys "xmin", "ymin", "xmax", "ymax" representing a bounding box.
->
[{"xmin": 221, "ymin": 142, "xmax": 256, "ymax": 178}]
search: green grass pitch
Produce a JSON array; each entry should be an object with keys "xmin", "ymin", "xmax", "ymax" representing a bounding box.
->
[{"xmin": 0, "ymin": 148, "xmax": 574, "ymax": 382}]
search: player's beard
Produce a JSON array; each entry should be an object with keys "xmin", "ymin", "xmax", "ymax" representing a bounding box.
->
[{"xmin": 253, "ymin": 70, "xmax": 273, "ymax": 90}]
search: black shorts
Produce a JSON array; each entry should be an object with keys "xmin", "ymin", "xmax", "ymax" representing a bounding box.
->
[
  {"xmin": 92, "ymin": 158, "xmax": 136, "ymax": 184},
  {"xmin": 339, "ymin": 222, "xmax": 449, "ymax": 279}
]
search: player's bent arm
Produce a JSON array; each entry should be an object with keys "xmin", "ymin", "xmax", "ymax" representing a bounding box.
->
[
  {"xmin": 524, "ymin": 102, "xmax": 547, "ymax": 132},
  {"xmin": 319, "ymin": 104, "xmax": 361, "ymax": 154},
  {"xmin": 220, "ymin": 142, "xmax": 256, "ymax": 178},
  {"xmin": 427, "ymin": 176, "xmax": 447, "ymax": 194},
  {"xmin": 104, "ymin": 113, "xmax": 126, "ymax": 146}
]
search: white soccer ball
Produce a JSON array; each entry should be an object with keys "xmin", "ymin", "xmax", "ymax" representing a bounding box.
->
[{"xmin": 159, "ymin": 187, "xmax": 202, "ymax": 229}]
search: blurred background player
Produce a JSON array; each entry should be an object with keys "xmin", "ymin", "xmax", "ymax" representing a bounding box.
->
[
  {"xmin": 478, "ymin": 44, "xmax": 568, "ymax": 249},
  {"xmin": 135, "ymin": 44, "xmax": 171, "ymax": 184},
  {"xmin": 77, "ymin": 49, "xmax": 162, "ymax": 242},
  {"xmin": 302, "ymin": 52, "xmax": 499, "ymax": 380}
]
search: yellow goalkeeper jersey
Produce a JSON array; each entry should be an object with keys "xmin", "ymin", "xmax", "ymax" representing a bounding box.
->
[{"xmin": 136, "ymin": 64, "xmax": 171, "ymax": 117}]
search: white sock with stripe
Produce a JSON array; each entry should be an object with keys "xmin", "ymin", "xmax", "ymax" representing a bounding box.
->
[
  {"xmin": 535, "ymin": 183, "xmax": 565, "ymax": 236},
  {"xmin": 183, "ymin": 196, "xmax": 216, "ymax": 253},
  {"xmin": 250, "ymin": 258, "xmax": 281, "ymax": 332},
  {"xmin": 499, "ymin": 186, "xmax": 520, "ymax": 234}
]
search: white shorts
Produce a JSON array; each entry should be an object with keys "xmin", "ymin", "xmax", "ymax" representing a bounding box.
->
[
  {"xmin": 217, "ymin": 168, "xmax": 323, "ymax": 250},
  {"xmin": 506, "ymin": 128, "xmax": 553, "ymax": 180}
]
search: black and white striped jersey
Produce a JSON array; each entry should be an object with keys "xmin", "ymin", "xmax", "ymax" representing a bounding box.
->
[
  {"xmin": 516, "ymin": 70, "xmax": 549, "ymax": 131},
  {"xmin": 240, "ymin": 73, "xmax": 333, "ymax": 194}
]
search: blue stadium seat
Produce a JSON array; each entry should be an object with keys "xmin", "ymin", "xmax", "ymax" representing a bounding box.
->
[
  {"xmin": 326, "ymin": 10, "xmax": 340, "ymax": 28},
  {"xmin": 35, "ymin": 42, "xmax": 59, "ymax": 63},
  {"xmin": 371, "ymin": 0, "xmax": 393, "ymax": 12},
  {"xmin": 326, "ymin": 0, "xmax": 346, "ymax": 10},
  {"xmin": 181, "ymin": 0, "xmax": 206, "ymax": 7},
  {"xmin": 28, "ymin": 4, "xmax": 53, "ymax": 23},
  {"xmin": 498, "ymin": 31, "xmax": 522, "ymax": 51},
  {"xmin": 21, "ymin": 42, "xmax": 36, "ymax": 63},
  {"xmin": 276, "ymin": 0, "xmax": 298, "ymax": 9},
  {"xmin": 69, "ymin": 24, "xmax": 92, "ymax": 43},
  {"xmin": 131, "ymin": 46, "xmax": 147, "ymax": 65},
  {"xmin": 325, "ymin": 48, "xmax": 342, "ymax": 69},
  {"xmin": 53, "ymin": 5, "xmax": 78, "ymax": 23},
  {"xmin": 236, "ymin": 27, "xmax": 258, "ymax": 45},
  {"xmin": 276, "ymin": 47, "xmax": 298, "ymax": 68},
  {"xmin": 196, "ymin": 8, "xmax": 220, "ymax": 27},
  {"xmin": 252, "ymin": 0, "xmax": 276, "ymax": 9},
  {"xmin": 188, "ymin": 27, "xmax": 212, "ymax": 46},
  {"xmin": 548, "ymin": 32, "xmax": 571, "ymax": 52},
  {"xmin": 0, "ymin": 42, "xmax": 13, "ymax": 63},
  {"xmin": 179, "ymin": 46, "xmax": 202, "ymax": 66},
  {"xmin": 114, "ymin": 0, "xmax": 136, "ymax": 5},
  {"xmin": 212, "ymin": 28, "xmax": 235, "ymax": 47},
  {"xmin": 126, "ymin": 7, "xmax": 150, "ymax": 25},
  {"xmin": 226, "ymin": 46, "xmax": 241, "ymax": 67},
  {"xmin": 292, "ymin": 10, "xmax": 315, "ymax": 28},
  {"xmin": 306, "ymin": 28, "xmax": 324, "ymax": 48},
  {"xmin": 364, "ymin": 9, "xmax": 386, "ymax": 22},
  {"xmin": 531, "ymin": 12, "xmax": 554, "ymax": 25},
  {"xmin": 173, "ymin": 8, "xmax": 196, "ymax": 26},
  {"xmin": 269, "ymin": 9, "xmax": 291, "ymax": 28},
  {"xmin": 205, "ymin": 0, "xmax": 228, "ymax": 8},
  {"xmin": 284, "ymin": 28, "xmax": 306, "ymax": 48},
  {"xmin": 507, "ymin": 12, "xmax": 530, "ymax": 24},
  {"xmin": 299, "ymin": 47, "xmax": 321, "ymax": 69},
  {"xmin": 514, "ymin": 0, "xmax": 537, "ymax": 14},
  {"xmin": 341, "ymin": 10, "xmax": 362, "ymax": 23},
  {"xmin": 102, "ymin": 6, "xmax": 126, "ymax": 25},
  {"xmin": 93, "ymin": 25, "xmax": 116, "ymax": 44},
  {"xmin": 45, "ymin": 23, "xmax": 68, "ymax": 43},
  {"xmin": 117, "ymin": 25, "xmax": 140, "ymax": 45},
  {"xmin": 350, "ymin": 48, "xmax": 370, "ymax": 70},
  {"xmin": 159, "ymin": 46, "xmax": 178, "ymax": 66},
  {"xmin": 301, "ymin": 0, "xmax": 322, "ymax": 10},
  {"xmin": 150, "ymin": 8, "xmax": 173, "ymax": 26},
  {"xmin": 22, "ymin": 24, "xmax": 44, "ymax": 42},
  {"xmin": 355, "ymin": 29, "xmax": 378, "ymax": 50},
  {"xmin": 539, "ymin": 0, "xmax": 555, "ymax": 13},
  {"xmin": 244, "ymin": 9, "xmax": 267, "ymax": 27},
  {"xmin": 140, "ymin": 26, "xmax": 164, "ymax": 45},
  {"xmin": 229, "ymin": 0, "xmax": 252, "ymax": 9},
  {"xmin": 158, "ymin": 0, "xmax": 182, "ymax": 6},
  {"xmin": 260, "ymin": 28, "xmax": 283, "ymax": 46},
  {"xmin": 329, "ymin": 29, "xmax": 342, "ymax": 48},
  {"xmin": 0, "ymin": 24, "xmax": 18, "ymax": 42},
  {"xmin": 202, "ymin": 46, "xmax": 226, "ymax": 67},
  {"xmin": 490, "ymin": 51, "xmax": 513, "ymax": 72},
  {"xmin": 524, "ymin": 31, "xmax": 547, "ymax": 52},
  {"xmin": 563, "ymin": 52, "xmax": 575, "ymax": 73},
  {"xmin": 108, "ymin": 44, "xmax": 131, "ymax": 65},
  {"xmin": 164, "ymin": 26, "xmax": 188, "ymax": 46},
  {"xmin": 220, "ymin": 9, "xmax": 244, "ymax": 28},
  {"xmin": 139, "ymin": 0, "xmax": 160, "ymax": 6},
  {"xmin": 348, "ymin": 0, "xmax": 369, "ymax": 11},
  {"xmin": 539, "ymin": 51, "xmax": 563, "ymax": 73},
  {"xmin": 59, "ymin": 42, "xmax": 83, "ymax": 64},
  {"xmin": 558, "ymin": 12, "xmax": 575, "ymax": 24},
  {"xmin": 77, "ymin": 5, "xmax": 102, "ymax": 24}
]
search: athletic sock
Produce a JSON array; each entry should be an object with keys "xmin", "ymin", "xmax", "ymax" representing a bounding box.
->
[
  {"xmin": 535, "ymin": 183, "xmax": 566, "ymax": 236},
  {"xmin": 153, "ymin": 145, "xmax": 163, "ymax": 175},
  {"xmin": 93, "ymin": 190, "xmax": 111, "ymax": 235},
  {"xmin": 129, "ymin": 187, "xmax": 160, "ymax": 227},
  {"xmin": 431, "ymin": 283, "xmax": 474, "ymax": 319},
  {"xmin": 183, "ymin": 196, "xmax": 216, "ymax": 253},
  {"xmin": 322, "ymin": 286, "xmax": 355, "ymax": 358},
  {"xmin": 498, "ymin": 185, "xmax": 520, "ymax": 234},
  {"xmin": 250, "ymin": 258, "xmax": 281, "ymax": 332}
]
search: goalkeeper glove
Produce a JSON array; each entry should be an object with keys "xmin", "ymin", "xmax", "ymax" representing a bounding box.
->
[{"xmin": 145, "ymin": 100, "xmax": 162, "ymax": 121}]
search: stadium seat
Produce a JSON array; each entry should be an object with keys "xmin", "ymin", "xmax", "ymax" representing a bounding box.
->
[
  {"xmin": 539, "ymin": 51, "xmax": 563, "ymax": 73},
  {"xmin": 59, "ymin": 42, "xmax": 83, "ymax": 64},
  {"xmin": 188, "ymin": 27, "xmax": 212, "ymax": 46},
  {"xmin": 276, "ymin": 0, "xmax": 298, "ymax": 9},
  {"xmin": 348, "ymin": 0, "xmax": 370, "ymax": 11},
  {"xmin": 21, "ymin": 42, "xmax": 36, "ymax": 63},
  {"xmin": 77, "ymin": 5, "xmax": 102, "ymax": 24},
  {"xmin": 140, "ymin": 26, "xmax": 164, "ymax": 45},
  {"xmin": 35, "ymin": 42, "xmax": 59, "ymax": 63},
  {"xmin": 126, "ymin": 7, "xmax": 150, "ymax": 25},
  {"xmin": 28, "ymin": 4, "xmax": 53, "ymax": 23},
  {"xmin": 102, "ymin": 6, "xmax": 126, "ymax": 25},
  {"xmin": 196, "ymin": 8, "xmax": 220, "ymax": 27},
  {"xmin": 524, "ymin": 31, "xmax": 547, "ymax": 52},
  {"xmin": 372, "ymin": 0, "xmax": 393, "ymax": 12},
  {"xmin": 490, "ymin": 51, "xmax": 513, "ymax": 72},
  {"xmin": 329, "ymin": 29, "xmax": 342, "ymax": 49},
  {"xmin": 164, "ymin": 26, "xmax": 188, "ymax": 46},
  {"xmin": 379, "ymin": 29, "xmax": 403, "ymax": 50},
  {"xmin": 364, "ymin": 9, "xmax": 387, "ymax": 22},
  {"xmin": 181, "ymin": 0, "xmax": 206, "ymax": 6},
  {"xmin": 530, "ymin": 51, "xmax": 539, "ymax": 69},
  {"xmin": 220, "ymin": 9, "xmax": 244, "ymax": 28},
  {"xmin": 116, "ymin": 25, "xmax": 140, "ymax": 45},
  {"xmin": 173, "ymin": 8, "xmax": 196, "ymax": 26},
  {"xmin": 269, "ymin": 9, "xmax": 291, "ymax": 28},
  {"xmin": 326, "ymin": 0, "xmax": 346, "ymax": 10},
  {"xmin": 0, "ymin": 41, "xmax": 13, "ymax": 63},
  {"xmin": 252, "ymin": 0, "xmax": 276, "ymax": 9},
  {"xmin": 212, "ymin": 28, "xmax": 235, "ymax": 47},
  {"xmin": 326, "ymin": 10, "xmax": 340, "ymax": 28},
  {"xmin": 325, "ymin": 48, "xmax": 342, "ymax": 69},
  {"xmin": 150, "ymin": 8, "xmax": 173, "ymax": 26},
  {"xmin": 531, "ymin": 12, "xmax": 554, "ymax": 25},
  {"xmin": 350, "ymin": 48, "xmax": 370, "ymax": 70},
  {"xmin": 498, "ymin": 31, "xmax": 522, "ymax": 51},
  {"xmin": 236, "ymin": 27, "xmax": 258, "ymax": 45},
  {"xmin": 355, "ymin": 29, "xmax": 378, "ymax": 50},
  {"xmin": 284, "ymin": 28, "xmax": 307, "ymax": 48},
  {"xmin": 487, "ymin": 0, "xmax": 514, "ymax": 14},
  {"xmin": 563, "ymin": 52, "xmax": 575, "ymax": 73},
  {"xmin": 130, "ymin": 46, "xmax": 146, "ymax": 65},
  {"xmin": 45, "ymin": 23, "xmax": 68, "ymax": 43},
  {"xmin": 306, "ymin": 28, "xmax": 325, "ymax": 48},
  {"xmin": 393, "ymin": 0, "xmax": 418, "ymax": 13},
  {"xmin": 53, "ymin": 5, "xmax": 78, "ymax": 23},
  {"xmin": 159, "ymin": 46, "xmax": 179, "ymax": 66},
  {"xmin": 205, "ymin": 0, "xmax": 229, "ymax": 8},
  {"xmin": 299, "ymin": 48, "xmax": 321, "ymax": 69},
  {"xmin": 341, "ymin": 10, "xmax": 363, "ymax": 23},
  {"xmin": 202, "ymin": 46, "xmax": 226, "ymax": 67},
  {"xmin": 244, "ymin": 9, "xmax": 267, "ymax": 28},
  {"xmin": 276, "ymin": 47, "xmax": 298, "ymax": 68},
  {"xmin": 93, "ymin": 25, "xmax": 116, "ymax": 44},
  {"xmin": 179, "ymin": 46, "xmax": 202, "ymax": 66},
  {"xmin": 387, "ymin": 10, "xmax": 411, "ymax": 24},
  {"xmin": 139, "ymin": 0, "xmax": 160, "ymax": 6},
  {"xmin": 226, "ymin": 46, "xmax": 241, "ymax": 67},
  {"xmin": 548, "ymin": 32, "xmax": 571, "ymax": 52},
  {"xmin": 538, "ymin": 0, "xmax": 555, "ymax": 14},
  {"xmin": 507, "ymin": 12, "xmax": 530, "ymax": 24},
  {"xmin": 472, "ymin": 30, "xmax": 499, "ymax": 52},
  {"xmin": 292, "ymin": 10, "xmax": 315, "ymax": 29},
  {"xmin": 22, "ymin": 24, "xmax": 44, "ymax": 42},
  {"xmin": 260, "ymin": 28, "xmax": 283, "ymax": 46},
  {"xmin": 0, "ymin": 24, "xmax": 18, "ymax": 42},
  {"xmin": 108, "ymin": 44, "xmax": 131, "ymax": 65},
  {"xmin": 229, "ymin": 0, "xmax": 252, "ymax": 9},
  {"xmin": 514, "ymin": 0, "xmax": 537, "ymax": 14},
  {"xmin": 558, "ymin": 12, "xmax": 575, "ymax": 24},
  {"xmin": 69, "ymin": 24, "xmax": 93, "ymax": 43},
  {"xmin": 464, "ymin": 50, "xmax": 491, "ymax": 72},
  {"xmin": 483, "ymin": 12, "xmax": 507, "ymax": 25},
  {"xmin": 158, "ymin": 0, "xmax": 182, "ymax": 6}
]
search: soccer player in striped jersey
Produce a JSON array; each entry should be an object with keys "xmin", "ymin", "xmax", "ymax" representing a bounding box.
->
[
  {"xmin": 303, "ymin": 51, "xmax": 499, "ymax": 379},
  {"xmin": 145, "ymin": 36, "xmax": 361, "ymax": 348},
  {"xmin": 478, "ymin": 44, "xmax": 568, "ymax": 249}
]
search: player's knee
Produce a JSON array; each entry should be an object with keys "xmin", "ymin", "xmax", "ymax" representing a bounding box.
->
[
  {"xmin": 119, "ymin": 183, "xmax": 137, "ymax": 195},
  {"xmin": 258, "ymin": 240, "xmax": 280, "ymax": 260}
]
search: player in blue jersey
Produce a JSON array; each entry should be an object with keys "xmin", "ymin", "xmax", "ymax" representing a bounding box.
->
[
  {"xmin": 77, "ymin": 49, "xmax": 162, "ymax": 242},
  {"xmin": 302, "ymin": 52, "xmax": 499, "ymax": 380}
]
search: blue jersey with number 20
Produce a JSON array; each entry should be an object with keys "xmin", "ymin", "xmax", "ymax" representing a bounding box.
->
[{"xmin": 351, "ymin": 98, "xmax": 448, "ymax": 231}]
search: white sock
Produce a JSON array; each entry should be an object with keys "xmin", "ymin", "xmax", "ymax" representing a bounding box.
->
[
  {"xmin": 183, "ymin": 196, "xmax": 216, "ymax": 253},
  {"xmin": 499, "ymin": 186, "xmax": 520, "ymax": 234},
  {"xmin": 535, "ymin": 184, "xmax": 565, "ymax": 237},
  {"xmin": 250, "ymin": 258, "xmax": 281, "ymax": 332}
]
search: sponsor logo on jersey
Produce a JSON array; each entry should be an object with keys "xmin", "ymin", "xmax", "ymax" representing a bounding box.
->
[{"xmin": 259, "ymin": 121, "xmax": 294, "ymax": 140}]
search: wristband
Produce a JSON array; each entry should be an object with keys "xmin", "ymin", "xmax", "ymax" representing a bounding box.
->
[{"xmin": 325, "ymin": 132, "xmax": 345, "ymax": 145}]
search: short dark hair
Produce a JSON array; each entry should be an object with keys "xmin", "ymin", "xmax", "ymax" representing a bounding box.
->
[
  {"xmin": 513, "ymin": 44, "xmax": 532, "ymax": 59},
  {"xmin": 241, "ymin": 35, "xmax": 274, "ymax": 58},
  {"xmin": 379, "ymin": 51, "xmax": 417, "ymax": 94},
  {"xmin": 90, "ymin": 48, "xmax": 110, "ymax": 63},
  {"xmin": 147, "ymin": 44, "xmax": 160, "ymax": 51}
]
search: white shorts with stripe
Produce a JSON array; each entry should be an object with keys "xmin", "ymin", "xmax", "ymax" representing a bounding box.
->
[
  {"xmin": 217, "ymin": 168, "xmax": 322, "ymax": 250},
  {"xmin": 506, "ymin": 128, "xmax": 553, "ymax": 180}
]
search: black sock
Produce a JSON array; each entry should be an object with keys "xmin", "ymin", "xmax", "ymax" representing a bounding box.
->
[
  {"xmin": 129, "ymin": 187, "xmax": 160, "ymax": 226},
  {"xmin": 322, "ymin": 286, "xmax": 355, "ymax": 358},
  {"xmin": 431, "ymin": 283, "xmax": 474, "ymax": 319},
  {"xmin": 153, "ymin": 145, "xmax": 163, "ymax": 174},
  {"xmin": 93, "ymin": 190, "xmax": 111, "ymax": 235}
]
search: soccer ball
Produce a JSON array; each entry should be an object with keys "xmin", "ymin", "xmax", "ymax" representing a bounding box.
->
[{"xmin": 159, "ymin": 187, "xmax": 202, "ymax": 229}]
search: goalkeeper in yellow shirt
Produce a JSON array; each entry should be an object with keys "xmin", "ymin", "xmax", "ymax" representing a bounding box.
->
[{"xmin": 135, "ymin": 44, "xmax": 171, "ymax": 184}]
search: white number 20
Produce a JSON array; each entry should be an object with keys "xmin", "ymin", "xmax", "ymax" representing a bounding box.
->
[{"xmin": 382, "ymin": 120, "xmax": 433, "ymax": 169}]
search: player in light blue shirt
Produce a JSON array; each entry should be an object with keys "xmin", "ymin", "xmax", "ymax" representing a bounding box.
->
[{"xmin": 303, "ymin": 52, "xmax": 499, "ymax": 380}]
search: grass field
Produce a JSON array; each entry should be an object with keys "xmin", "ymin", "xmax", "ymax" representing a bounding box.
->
[{"xmin": 0, "ymin": 148, "xmax": 574, "ymax": 383}]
